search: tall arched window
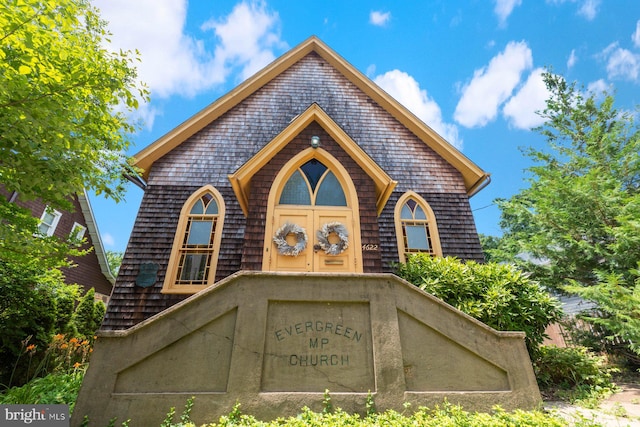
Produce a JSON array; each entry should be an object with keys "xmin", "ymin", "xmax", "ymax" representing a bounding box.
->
[
  {"xmin": 162, "ymin": 185, "xmax": 225, "ymax": 294},
  {"xmin": 394, "ymin": 191, "xmax": 442, "ymax": 262}
]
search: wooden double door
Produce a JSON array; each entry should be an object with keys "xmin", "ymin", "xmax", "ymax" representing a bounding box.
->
[
  {"xmin": 271, "ymin": 207, "xmax": 355, "ymax": 272},
  {"xmin": 263, "ymin": 151, "xmax": 362, "ymax": 273}
]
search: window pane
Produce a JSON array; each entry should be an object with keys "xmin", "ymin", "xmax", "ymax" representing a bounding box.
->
[
  {"xmin": 414, "ymin": 205, "xmax": 427, "ymax": 220},
  {"xmin": 205, "ymin": 199, "xmax": 218, "ymax": 214},
  {"xmin": 400, "ymin": 204, "xmax": 412, "ymax": 219},
  {"xmin": 300, "ymin": 159, "xmax": 327, "ymax": 191},
  {"xmin": 38, "ymin": 223, "xmax": 50, "ymax": 235},
  {"xmin": 190, "ymin": 200, "xmax": 204, "ymax": 215},
  {"xmin": 178, "ymin": 253, "xmax": 209, "ymax": 283},
  {"xmin": 316, "ymin": 171, "xmax": 347, "ymax": 206},
  {"xmin": 406, "ymin": 225, "xmax": 430, "ymax": 250},
  {"xmin": 71, "ymin": 223, "xmax": 86, "ymax": 240},
  {"xmin": 42, "ymin": 211, "xmax": 55, "ymax": 225},
  {"xmin": 279, "ymin": 170, "xmax": 311, "ymax": 205},
  {"xmin": 186, "ymin": 220, "xmax": 213, "ymax": 245}
]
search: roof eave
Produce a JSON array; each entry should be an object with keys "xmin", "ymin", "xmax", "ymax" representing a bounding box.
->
[
  {"xmin": 133, "ymin": 35, "xmax": 489, "ymax": 195},
  {"xmin": 77, "ymin": 190, "xmax": 116, "ymax": 285}
]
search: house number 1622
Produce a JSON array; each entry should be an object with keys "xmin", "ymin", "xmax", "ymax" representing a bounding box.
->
[{"xmin": 361, "ymin": 244, "xmax": 378, "ymax": 251}]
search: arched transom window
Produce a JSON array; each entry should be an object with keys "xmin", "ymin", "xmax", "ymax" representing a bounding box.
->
[
  {"xmin": 279, "ymin": 159, "xmax": 347, "ymax": 206},
  {"xmin": 395, "ymin": 192, "xmax": 442, "ymax": 262},
  {"xmin": 163, "ymin": 185, "xmax": 225, "ymax": 294}
]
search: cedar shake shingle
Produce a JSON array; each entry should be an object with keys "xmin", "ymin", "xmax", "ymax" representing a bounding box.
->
[{"xmin": 102, "ymin": 51, "xmax": 485, "ymax": 331}]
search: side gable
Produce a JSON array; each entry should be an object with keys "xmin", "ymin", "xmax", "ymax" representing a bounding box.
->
[{"xmin": 133, "ymin": 36, "xmax": 489, "ymax": 196}]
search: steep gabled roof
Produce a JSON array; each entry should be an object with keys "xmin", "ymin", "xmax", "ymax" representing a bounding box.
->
[{"xmin": 133, "ymin": 36, "xmax": 490, "ymax": 196}]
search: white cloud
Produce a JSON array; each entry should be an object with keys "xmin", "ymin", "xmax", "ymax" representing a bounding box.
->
[
  {"xmin": 587, "ymin": 79, "xmax": 610, "ymax": 97},
  {"xmin": 202, "ymin": 1, "xmax": 286, "ymax": 81},
  {"xmin": 92, "ymin": 0, "xmax": 284, "ymax": 125},
  {"xmin": 567, "ymin": 49, "xmax": 578, "ymax": 69},
  {"xmin": 494, "ymin": 0, "xmax": 522, "ymax": 26},
  {"xmin": 454, "ymin": 41, "xmax": 533, "ymax": 128},
  {"xmin": 502, "ymin": 68, "xmax": 550, "ymax": 129},
  {"xmin": 632, "ymin": 20, "xmax": 640, "ymax": 48},
  {"xmin": 374, "ymin": 70, "xmax": 462, "ymax": 149},
  {"xmin": 370, "ymin": 10, "xmax": 391, "ymax": 26},
  {"xmin": 102, "ymin": 232, "xmax": 115, "ymax": 247},
  {"xmin": 577, "ymin": 0, "xmax": 599, "ymax": 20},
  {"xmin": 601, "ymin": 43, "xmax": 640, "ymax": 81},
  {"xmin": 546, "ymin": 0, "xmax": 600, "ymax": 21}
]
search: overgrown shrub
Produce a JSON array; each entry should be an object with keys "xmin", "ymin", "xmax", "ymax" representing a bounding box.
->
[
  {"xmin": 73, "ymin": 288, "xmax": 106, "ymax": 341},
  {"xmin": 533, "ymin": 345, "xmax": 618, "ymax": 406},
  {"xmin": 0, "ymin": 260, "xmax": 104, "ymax": 387},
  {"xmin": 395, "ymin": 255, "xmax": 562, "ymax": 355},
  {"xmin": 0, "ymin": 369, "xmax": 84, "ymax": 414}
]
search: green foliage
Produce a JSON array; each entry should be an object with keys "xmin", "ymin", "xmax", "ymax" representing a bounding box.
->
[
  {"xmin": 365, "ymin": 391, "xmax": 376, "ymax": 418},
  {"xmin": 0, "ymin": 260, "xmax": 73, "ymax": 386},
  {"xmin": 0, "ymin": 259, "xmax": 104, "ymax": 387},
  {"xmin": 198, "ymin": 401, "xmax": 583, "ymax": 427},
  {"xmin": 495, "ymin": 72, "xmax": 640, "ymax": 355},
  {"xmin": 478, "ymin": 233, "xmax": 503, "ymax": 263},
  {"xmin": 565, "ymin": 271, "xmax": 640, "ymax": 355},
  {"xmin": 0, "ymin": 0, "xmax": 146, "ymax": 206},
  {"xmin": 106, "ymin": 250, "xmax": 124, "ymax": 277},
  {"xmin": 72, "ymin": 288, "xmax": 105, "ymax": 340},
  {"xmin": 322, "ymin": 389, "xmax": 333, "ymax": 414},
  {"xmin": 0, "ymin": 201, "xmax": 85, "ymax": 271},
  {"xmin": 0, "ymin": 0, "xmax": 147, "ymax": 269},
  {"xmin": 0, "ymin": 369, "xmax": 84, "ymax": 413},
  {"xmin": 533, "ymin": 346, "xmax": 618, "ymax": 407},
  {"xmin": 395, "ymin": 255, "xmax": 562, "ymax": 354},
  {"xmin": 158, "ymin": 397, "xmax": 196, "ymax": 427}
]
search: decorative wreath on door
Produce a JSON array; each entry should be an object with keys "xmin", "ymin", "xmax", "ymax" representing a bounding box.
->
[
  {"xmin": 273, "ymin": 222, "xmax": 308, "ymax": 256},
  {"xmin": 316, "ymin": 222, "xmax": 349, "ymax": 255}
]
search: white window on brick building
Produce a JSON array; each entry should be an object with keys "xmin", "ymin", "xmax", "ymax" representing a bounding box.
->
[
  {"xmin": 70, "ymin": 222, "xmax": 87, "ymax": 241},
  {"xmin": 38, "ymin": 207, "xmax": 62, "ymax": 236}
]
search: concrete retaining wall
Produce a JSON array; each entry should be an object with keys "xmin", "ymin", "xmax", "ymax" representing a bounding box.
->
[{"xmin": 72, "ymin": 272, "xmax": 541, "ymax": 426}]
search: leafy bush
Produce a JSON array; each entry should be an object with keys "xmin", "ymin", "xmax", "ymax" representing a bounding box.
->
[
  {"xmin": 73, "ymin": 288, "xmax": 106, "ymax": 341},
  {"xmin": 155, "ymin": 399, "xmax": 591, "ymax": 427},
  {"xmin": 0, "ymin": 259, "xmax": 104, "ymax": 387},
  {"xmin": 533, "ymin": 345, "xmax": 618, "ymax": 406},
  {"xmin": 0, "ymin": 261, "xmax": 74, "ymax": 386},
  {"xmin": 0, "ymin": 369, "xmax": 84, "ymax": 414},
  {"xmin": 395, "ymin": 255, "xmax": 562, "ymax": 355}
]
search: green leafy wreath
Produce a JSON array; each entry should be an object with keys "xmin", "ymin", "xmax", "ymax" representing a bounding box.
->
[
  {"xmin": 273, "ymin": 222, "xmax": 308, "ymax": 256},
  {"xmin": 316, "ymin": 222, "xmax": 349, "ymax": 255}
]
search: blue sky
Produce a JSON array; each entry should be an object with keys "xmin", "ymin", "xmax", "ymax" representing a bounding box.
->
[{"xmin": 89, "ymin": 0, "xmax": 640, "ymax": 253}]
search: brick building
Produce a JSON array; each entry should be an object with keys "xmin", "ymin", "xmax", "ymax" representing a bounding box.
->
[{"xmin": 1, "ymin": 188, "xmax": 115, "ymax": 301}]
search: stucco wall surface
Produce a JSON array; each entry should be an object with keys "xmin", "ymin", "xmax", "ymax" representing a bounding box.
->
[{"xmin": 74, "ymin": 273, "xmax": 541, "ymax": 426}]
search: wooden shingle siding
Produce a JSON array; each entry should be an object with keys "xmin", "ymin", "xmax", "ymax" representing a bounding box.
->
[
  {"xmin": 103, "ymin": 51, "xmax": 484, "ymax": 330},
  {"xmin": 102, "ymin": 185, "xmax": 190, "ymax": 330},
  {"xmin": 378, "ymin": 192, "xmax": 485, "ymax": 271},
  {"xmin": 147, "ymin": 54, "xmax": 465, "ymax": 193}
]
